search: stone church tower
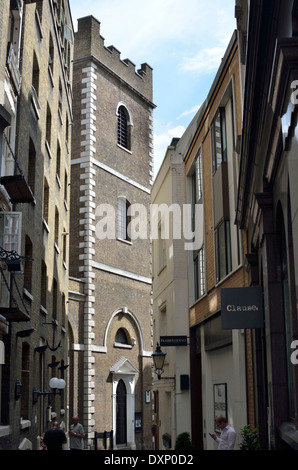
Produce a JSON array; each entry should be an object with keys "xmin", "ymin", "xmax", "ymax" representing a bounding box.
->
[{"xmin": 69, "ymin": 16, "xmax": 154, "ymax": 449}]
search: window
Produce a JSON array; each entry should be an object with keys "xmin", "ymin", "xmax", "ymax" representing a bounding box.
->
[
  {"xmin": 192, "ymin": 149, "xmax": 203, "ymax": 232},
  {"xmin": 117, "ymin": 105, "xmax": 131, "ymax": 150},
  {"xmin": 46, "ymin": 104, "xmax": 52, "ymax": 148},
  {"xmin": 158, "ymin": 220, "xmax": 166, "ymax": 272},
  {"xmin": 115, "ymin": 328, "xmax": 129, "ymax": 345},
  {"xmin": 214, "ymin": 220, "xmax": 231, "ymax": 282},
  {"xmin": 62, "ymin": 227, "xmax": 67, "ymax": 264},
  {"xmin": 49, "ymin": 33, "xmax": 54, "ymax": 78},
  {"xmin": 58, "ymin": 78, "xmax": 63, "ymax": 114},
  {"xmin": 43, "ymin": 178, "xmax": 49, "ymax": 224},
  {"xmin": 65, "ymin": 113, "xmax": 69, "ymax": 147},
  {"xmin": 40, "ymin": 261, "xmax": 47, "ymax": 309},
  {"xmin": 61, "ymin": 293, "xmax": 66, "ymax": 328},
  {"xmin": 53, "ymin": 278, "xmax": 57, "ymax": 319},
  {"xmin": 194, "ymin": 248, "xmax": 205, "ymax": 300},
  {"xmin": 54, "ymin": 207, "xmax": 59, "ymax": 247},
  {"xmin": 32, "ymin": 52, "xmax": 40, "ymax": 99},
  {"xmin": 64, "ymin": 170, "xmax": 68, "ymax": 205},
  {"xmin": 0, "ymin": 212, "xmax": 22, "ymax": 253},
  {"xmin": 21, "ymin": 343, "xmax": 30, "ymax": 420},
  {"xmin": 191, "ymin": 149, "xmax": 205, "ymax": 299},
  {"xmin": 24, "ymin": 236, "xmax": 33, "ymax": 293},
  {"xmin": 211, "ymin": 107, "xmax": 227, "ymax": 173},
  {"xmin": 117, "ymin": 197, "xmax": 131, "ymax": 242},
  {"xmin": 56, "ymin": 141, "xmax": 61, "ymax": 183},
  {"xmin": 28, "ymin": 139, "xmax": 36, "ymax": 194}
]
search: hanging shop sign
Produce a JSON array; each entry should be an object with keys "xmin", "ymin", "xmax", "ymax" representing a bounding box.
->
[
  {"xmin": 221, "ymin": 286, "xmax": 264, "ymax": 329},
  {"xmin": 160, "ymin": 336, "xmax": 188, "ymax": 347}
]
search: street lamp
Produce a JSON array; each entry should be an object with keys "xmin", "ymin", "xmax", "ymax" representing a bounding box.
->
[
  {"xmin": 152, "ymin": 343, "xmax": 166, "ymax": 380},
  {"xmin": 33, "ymin": 377, "xmax": 66, "ymax": 404},
  {"xmin": 49, "ymin": 377, "xmax": 66, "ymax": 392}
]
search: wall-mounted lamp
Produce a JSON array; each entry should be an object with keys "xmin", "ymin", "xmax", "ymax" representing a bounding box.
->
[
  {"xmin": 152, "ymin": 343, "xmax": 166, "ymax": 380},
  {"xmin": 33, "ymin": 377, "xmax": 66, "ymax": 404},
  {"xmin": 15, "ymin": 379, "xmax": 22, "ymax": 400},
  {"xmin": 152, "ymin": 343, "xmax": 175, "ymax": 381}
]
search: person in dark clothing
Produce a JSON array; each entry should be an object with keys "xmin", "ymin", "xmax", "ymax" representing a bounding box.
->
[{"xmin": 43, "ymin": 421, "xmax": 67, "ymax": 450}]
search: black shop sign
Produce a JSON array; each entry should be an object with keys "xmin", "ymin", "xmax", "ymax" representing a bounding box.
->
[{"xmin": 221, "ymin": 286, "xmax": 264, "ymax": 329}]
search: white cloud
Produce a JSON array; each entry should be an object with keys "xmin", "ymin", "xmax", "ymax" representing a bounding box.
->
[
  {"xmin": 153, "ymin": 125, "xmax": 185, "ymax": 178},
  {"xmin": 180, "ymin": 46, "xmax": 227, "ymax": 74},
  {"xmin": 177, "ymin": 105, "xmax": 202, "ymax": 120},
  {"xmin": 70, "ymin": 0, "xmax": 236, "ymax": 65}
]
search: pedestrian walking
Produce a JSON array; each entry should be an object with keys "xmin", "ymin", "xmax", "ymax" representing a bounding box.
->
[
  {"xmin": 69, "ymin": 416, "xmax": 85, "ymax": 450},
  {"xmin": 43, "ymin": 421, "xmax": 67, "ymax": 450},
  {"xmin": 209, "ymin": 415, "xmax": 237, "ymax": 450}
]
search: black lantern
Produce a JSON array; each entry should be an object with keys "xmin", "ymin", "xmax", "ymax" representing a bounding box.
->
[{"xmin": 152, "ymin": 343, "xmax": 166, "ymax": 380}]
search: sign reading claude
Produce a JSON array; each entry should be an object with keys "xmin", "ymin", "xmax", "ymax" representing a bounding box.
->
[{"xmin": 221, "ymin": 286, "xmax": 264, "ymax": 329}]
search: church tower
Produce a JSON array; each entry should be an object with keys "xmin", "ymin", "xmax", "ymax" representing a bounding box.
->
[{"xmin": 69, "ymin": 16, "xmax": 154, "ymax": 449}]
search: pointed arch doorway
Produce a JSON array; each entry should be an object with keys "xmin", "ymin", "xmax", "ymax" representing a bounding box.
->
[
  {"xmin": 116, "ymin": 379, "xmax": 127, "ymax": 445},
  {"xmin": 111, "ymin": 357, "xmax": 138, "ymax": 449}
]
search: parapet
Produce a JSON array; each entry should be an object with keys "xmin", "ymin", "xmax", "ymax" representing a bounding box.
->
[{"xmin": 74, "ymin": 15, "xmax": 153, "ymax": 104}]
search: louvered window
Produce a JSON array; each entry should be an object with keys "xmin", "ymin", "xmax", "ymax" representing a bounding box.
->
[{"xmin": 117, "ymin": 106, "xmax": 130, "ymax": 150}]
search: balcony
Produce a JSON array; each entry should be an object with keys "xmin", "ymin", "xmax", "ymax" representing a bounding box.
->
[
  {"xmin": 0, "ymin": 134, "xmax": 34, "ymax": 204},
  {"xmin": 0, "ymin": 174, "xmax": 34, "ymax": 203}
]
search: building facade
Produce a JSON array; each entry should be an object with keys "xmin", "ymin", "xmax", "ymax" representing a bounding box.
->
[
  {"xmin": 184, "ymin": 32, "xmax": 250, "ymax": 450},
  {"xmin": 151, "ymin": 138, "xmax": 191, "ymax": 450},
  {"xmin": 0, "ymin": 0, "xmax": 73, "ymax": 450},
  {"xmin": 235, "ymin": 0, "xmax": 298, "ymax": 450},
  {"xmin": 69, "ymin": 16, "xmax": 154, "ymax": 450}
]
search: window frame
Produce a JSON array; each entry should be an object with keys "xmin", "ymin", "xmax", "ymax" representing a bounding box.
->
[
  {"xmin": 117, "ymin": 196, "xmax": 131, "ymax": 243},
  {"xmin": 116, "ymin": 103, "xmax": 133, "ymax": 152}
]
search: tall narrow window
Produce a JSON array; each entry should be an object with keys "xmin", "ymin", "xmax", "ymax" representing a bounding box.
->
[
  {"xmin": 53, "ymin": 278, "xmax": 57, "ymax": 319},
  {"xmin": 117, "ymin": 197, "xmax": 131, "ymax": 242},
  {"xmin": 62, "ymin": 227, "xmax": 67, "ymax": 264},
  {"xmin": 214, "ymin": 219, "xmax": 231, "ymax": 282},
  {"xmin": 21, "ymin": 343, "xmax": 30, "ymax": 420},
  {"xmin": 40, "ymin": 260, "xmax": 47, "ymax": 309},
  {"xmin": 192, "ymin": 149, "xmax": 203, "ymax": 232},
  {"xmin": 43, "ymin": 178, "xmax": 49, "ymax": 224},
  {"xmin": 49, "ymin": 33, "xmax": 54, "ymax": 78},
  {"xmin": 54, "ymin": 207, "xmax": 59, "ymax": 247},
  {"xmin": 28, "ymin": 139, "xmax": 36, "ymax": 194},
  {"xmin": 32, "ymin": 52, "xmax": 40, "ymax": 98},
  {"xmin": 64, "ymin": 170, "xmax": 68, "ymax": 204},
  {"xmin": 191, "ymin": 149, "xmax": 206, "ymax": 300},
  {"xmin": 65, "ymin": 114, "xmax": 69, "ymax": 146},
  {"xmin": 117, "ymin": 105, "xmax": 131, "ymax": 150},
  {"xmin": 61, "ymin": 293, "xmax": 66, "ymax": 328},
  {"xmin": 211, "ymin": 108, "xmax": 227, "ymax": 173},
  {"xmin": 56, "ymin": 141, "xmax": 61, "ymax": 183},
  {"xmin": 194, "ymin": 248, "xmax": 205, "ymax": 300},
  {"xmin": 24, "ymin": 236, "xmax": 33, "ymax": 293},
  {"xmin": 58, "ymin": 78, "xmax": 63, "ymax": 121},
  {"xmin": 46, "ymin": 104, "xmax": 52, "ymax": 148},
  {"xmin": 158, "ymin": 220, "xmax": 166, "ymax": 272}
]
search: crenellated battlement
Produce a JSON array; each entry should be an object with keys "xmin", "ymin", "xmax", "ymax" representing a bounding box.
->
[{"xmin": 74, "ymin": 15, "xmax": 153, "ymax": 103}]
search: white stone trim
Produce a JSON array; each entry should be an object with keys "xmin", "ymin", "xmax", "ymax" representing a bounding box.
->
[
  {"xmin": 78, "ymin": 63, "xmax": 99, "ymax": 436},
  {"xmin": 71, "ymin": 156, "xmax": 151, "ymax": 194},
  {"xmin": 92, "ymin": 261, "xmax": 152, "ymax": 285}
]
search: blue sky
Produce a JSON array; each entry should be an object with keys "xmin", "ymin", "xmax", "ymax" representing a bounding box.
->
[{"xmin": 69, "ymin": 0, "xmax": 236, "ymax": 178}]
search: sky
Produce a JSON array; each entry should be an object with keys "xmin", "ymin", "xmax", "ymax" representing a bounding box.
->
[{"xmin": 69, "ymin": 0, "xmax": 237, "ymax": 178}]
